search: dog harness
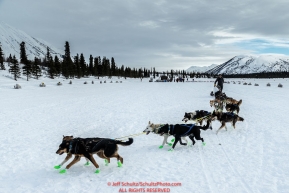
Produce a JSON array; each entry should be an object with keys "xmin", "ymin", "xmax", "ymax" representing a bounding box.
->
[
  {"xmin": 69, "ymin": 141, "xmax": 73, "ymax": 152},
  {"xmin": 227, "ymin": 112, "xmax": 235, "ymax": 117},
  {"xmin": 168, "ymin": 125, "xmax": 175, "ymax": 135},
  {"xmin": 180, "ymin": 124, "xmax": 195, "ymax": 137}
]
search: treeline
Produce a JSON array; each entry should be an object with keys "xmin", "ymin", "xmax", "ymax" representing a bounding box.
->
[
  {"xmin": 0, "ymin": 41, "xmax": 162, "ymax": 81},
  {"xmin": 223, "ymin": 72, "xmax": 289, "ymax": 79},
  {"xmin": 158, "ymin": 70, "xmax": 212, "ymax": 79},
  {"xmin": 0, "ymin": 41, "xmax": 217, "ymax": 81}
]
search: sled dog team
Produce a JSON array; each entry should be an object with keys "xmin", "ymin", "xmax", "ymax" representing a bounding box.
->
[{"xmin": 55, "ymin": 90, "xmax": 244, "ymax": 174}]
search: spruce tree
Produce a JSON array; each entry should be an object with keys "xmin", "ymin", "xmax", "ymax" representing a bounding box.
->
[
  {"xmin": 32, "ymin": 57, "xmax": 42, "ymax": 79},
  {"xmin": 80, "ymin": 53, "xmax": 86, "ymax": 77},
  {"xmin": 20, "ymin": 42, "xmax": 28, "ymax": 64},
  {"xmin": 45, "ymin": 47, "xmax": 56, "ymax": 79},
  {"xmin": 20, "ymin": 42, "xmax": 32, "ymax": 81},
  {"xmin": 97, "ymin": 56, "xmax": 102, "ymax": 76},
  {"xmin": 89, "ymin": 55, "xmax": 94, "ymax": 76},
  {"xmin": 102, "ymin": 57, "xmax": 110, "ymax": 76},
  {"xmin": 54, "ymin": 55, "xmax": 61, "ymax": 77},
  {"xmin": 0, "ymin": 43, "xmax": 5, "ymax": 70},
  {"xmin": 102, "ymin": 56, "xmax": 107, "ymax": 76},
  {"xmin": 93, "ymin": 57, "xmax": 98, "ymax": 77},
  {"xmin": 111, "ymin": 57, "xmax": 116, "ymax": 76},
  {"xmin": 120, "ymin": 65, "xmax": 124, "ymax": 77},
  {"xmin": 47, "ymin": 56, "xmax": 56, "ymax": 79},
  {"xmin": 7, "ymin": 54, "xmax": 12, "ymax": 65},
  {"xmin": 62, "ymin": 41, "xmax": 73, "ymax": 78},
  {"xmin": 22, "ymin": 60, "xmax": 32, "ymax": 81},
  {"xmin": 9, "ymin": 55, "xmax": 21, "ymax": 81},
  {"xmin": 74, "ymin": 54, "xmax": 81, "ymax": 78},
  {"xmin": 46, "ymin": 47, "xmax": 51, "ymax": 62}
]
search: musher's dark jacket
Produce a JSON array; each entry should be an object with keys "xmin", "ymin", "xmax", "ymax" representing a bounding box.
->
[{"xmin": 214, "ymin": 77, "xmax": 224, "ymax": 86}]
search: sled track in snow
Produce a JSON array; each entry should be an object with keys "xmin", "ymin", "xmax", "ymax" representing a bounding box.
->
[
  {"xmin": 198, "ymin": 144, "xmax": 217, "ymax": 193},
  {"xmin": 216, "ymin": 134, "xmax": 252, "ymax": 193}
]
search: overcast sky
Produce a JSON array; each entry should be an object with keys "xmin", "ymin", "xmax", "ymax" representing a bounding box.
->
[{"xmin": 1, "ymin": 0, "xmax": 289, "ymax": 71}]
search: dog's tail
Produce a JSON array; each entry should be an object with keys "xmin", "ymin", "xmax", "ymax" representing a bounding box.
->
[
  {"xmin": 116, "ymin": 138, "xmax": 134, "ymax": 146},
  {"xmin": 237, "ymin": 99, "xmax": 242, "ymax": 106},
  {"xmin": 237, "ymin": 116, "xmax": 244, "ymax": 121},
  {"xmin": 200, "ymin": 119, "xmax": 212, "ymax": 130}
]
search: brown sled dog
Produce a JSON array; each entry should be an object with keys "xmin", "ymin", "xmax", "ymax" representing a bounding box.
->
[
  {"xmin": 211, "ymin": 111, "xmax": 244, "ymax": 134},
  {"xmin": 55, "ymin": 136, "xmax": 133, "ymax": 173},
  {"xmin": 226, "ymin": 98, "xmax": 242, "ymax": 106},
  {"xmin": 225, "ymin": 99, "xmax": 242, "ymax": 114}
]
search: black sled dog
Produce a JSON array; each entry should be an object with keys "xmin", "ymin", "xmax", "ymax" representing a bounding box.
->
[
  {"xmin": 143, "ymin": 119, "xmax": 212, "ymax": 151},
  {"xmin": 55, "ymin": 136, "xmax": 133, "ymax": 173}
]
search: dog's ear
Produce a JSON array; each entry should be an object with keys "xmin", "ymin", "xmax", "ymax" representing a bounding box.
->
[{"xmin": 71, "ymin": 135, "xmax": 73, "ymax": 138}]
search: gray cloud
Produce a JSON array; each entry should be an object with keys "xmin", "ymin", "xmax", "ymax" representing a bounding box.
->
[{"xmin": 1, "ymin": 0, "xmax": 289, "ymax": 71}]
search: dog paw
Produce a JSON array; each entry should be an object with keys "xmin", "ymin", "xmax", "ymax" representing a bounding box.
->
[
  {"xmin": 117, "ymin": 161, "xmax": 122, "ymax": 167},
  {"xmin": 84, "ymin": 162, "xmax": 90, "ymax": 166},
  {"xmin": 168, "ymin": 143, "xmax": 172, "ymax": 146},
  {"xmin": 171, "ymin": 139, "xmax": 175, "ymax": 142},
  {"xmin": 59, "ymin": 169, "xmax": 66, "ymax": 174},
  {"xmin": 168, "ymin": 148, "xmax": 174, "ymax": 152},
  {"xmin": 104, "ymin": 159, "xmax": 109, "ymax": 166},
  {"xmin": 158, "ymin": 145, "xmax": 164, "ymax": 149},
  {"xmin": 54, "ymin": 165, "xmax": 61, "ymax": 169},
  {"xmin": 202, "ymin": 142, "xmax": 206, "ymax": 146},
  {"xmin": 95, "ymin": 169, "xmax": 100, "ymax": 174}
]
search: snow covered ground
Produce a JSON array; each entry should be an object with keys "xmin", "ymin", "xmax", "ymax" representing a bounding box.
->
[{"xmin": 0, "ymin": 71, "xmax": 289, "ymax": 193}]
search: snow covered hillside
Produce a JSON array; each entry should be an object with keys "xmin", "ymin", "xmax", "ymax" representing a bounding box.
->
[
  {"xmin": 0, "ymin": 21, "xmax": 63, "ymax": 60},
  {"xmin": 0, "ymin": 71, "xmax": 288, "ymax": 193},
  {"xmin": 187, "ymin": 64, "xmax": 218, "ymax": 73},
  {"xmin": 206, "ymin": 55, "xmax": 289, "ymax": 75}
]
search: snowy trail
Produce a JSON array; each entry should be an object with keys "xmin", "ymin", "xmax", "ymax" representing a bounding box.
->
[{"xmin": 0, "ymin": 75, "xmax": 289, "ymax": 193}]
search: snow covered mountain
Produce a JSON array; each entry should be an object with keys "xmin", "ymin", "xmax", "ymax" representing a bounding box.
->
[
  {"xmin": 186, "ymin": 64, "xmax": 218, "ymax": 73},
  {"xmin": 0, "ymin": 21, "xmax": 63, "ymax": 60},
  {"xmin": 206, "ymin": 55, "xmax": 289, "ymax": 75}
]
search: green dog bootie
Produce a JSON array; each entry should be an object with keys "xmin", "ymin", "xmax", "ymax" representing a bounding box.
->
[
  {"xmin": 117, "ymin": 161, "xmax": 122, "ymax": 167},
  {"xmin": 168, "ymin": 143, "xmax": 172, "ymax": 146},
  {"xmin": 171, "ymin": 139, "xmax": 175, "ymax": 142},
  {"xmin": 105, "ymin": 159, "xmax": 109, "ymax": 166},
  {"xmin": 59, "ymin": 169, "xmax": 66, "ymax": 174},
  {"xmin": 159, "ymin": 145, "xmax": 164, "ymax": 149},
  {"xmin": 84, "ymin": 161, "xmax": 90, "ymax": 166},
  {"xmin": 168, "ymin": 148, "xmax": 174, "ymax": 152},
  {"xmin": 95, "ymin": 169, "xmax": 100, "ymax": 174},
  {"xmin": 54, "ymin": 165, "xmax": 61, "ymax": 169},
  {"xmin": 202, "ymin": 142, "xmax": 206, "ymax": 146}
]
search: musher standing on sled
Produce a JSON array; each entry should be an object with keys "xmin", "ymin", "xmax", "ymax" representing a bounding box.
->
[{"xmin": 214, "ymin": 74, "xmax": 224, "ymax": 92}]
